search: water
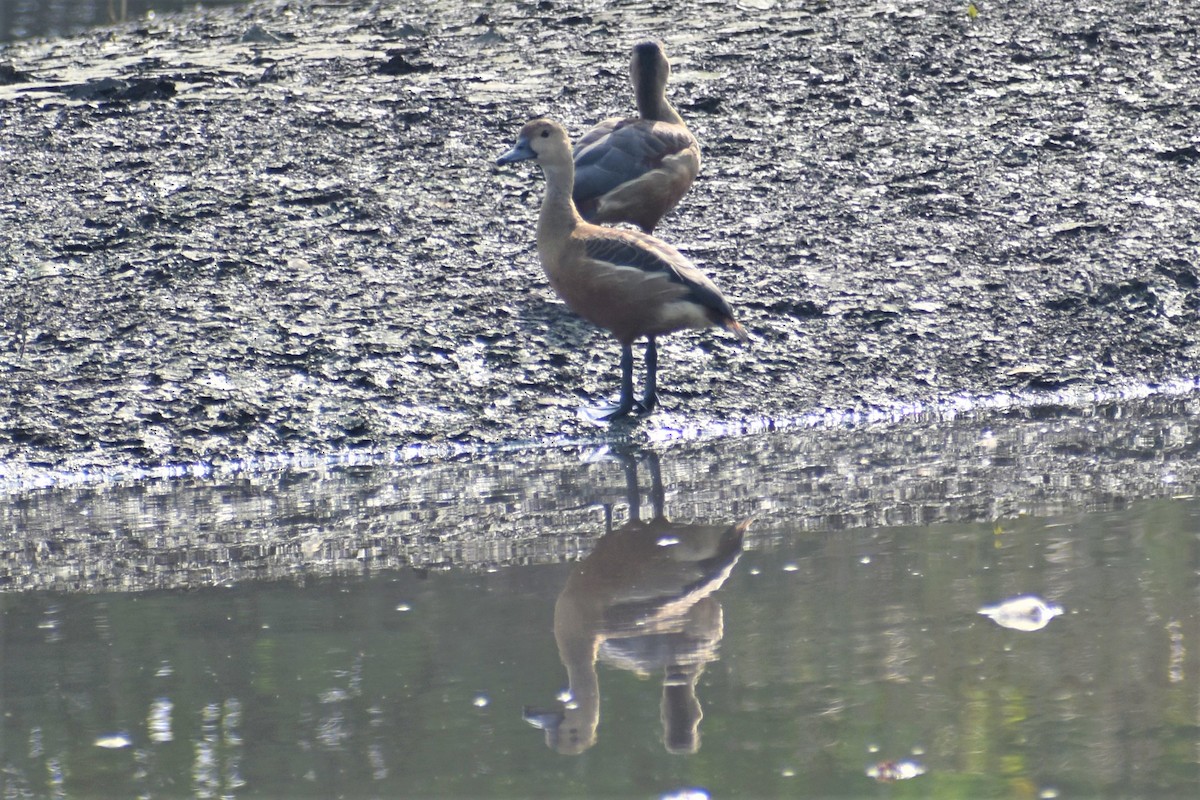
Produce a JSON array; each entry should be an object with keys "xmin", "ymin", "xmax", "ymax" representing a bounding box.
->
[
  {"xmin": 2, "ymin": 397, "xmax": 1199, "ymax": 797},
  {"xmin": 0, "ymin": 0, "xmax": 248, "ymax": 44},
  {"xmin": 0, "ymin": 495, "xmax": 1195, "ymax": 796}
]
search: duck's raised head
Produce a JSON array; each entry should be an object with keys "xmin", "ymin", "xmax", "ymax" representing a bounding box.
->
[
  {"xmin": 496, "ymin": 118, "xmax": 573, "ymax": 169},
  {"xmin": 630, "ymin": 41, "xmax": 682, "ymax": 122},
  {"xmin": 631, "ymin": 41, "xmax": 670, "ymax": 94}
]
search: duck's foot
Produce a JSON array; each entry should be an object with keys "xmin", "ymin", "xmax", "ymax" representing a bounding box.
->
[
  {"xmin": 578, "ymin": 395, "xmax": 661, "ymax": 424},
  {"xmin": 522, "ymin": 706, "xmax": 565, "ymax": 732},
  {"xmin": 578, "ymin": 401, "xmax": 637, "ymax": 425},
  {"xmin": 577, "ymin": 341, "xmax": 661, "ymax": 424}
]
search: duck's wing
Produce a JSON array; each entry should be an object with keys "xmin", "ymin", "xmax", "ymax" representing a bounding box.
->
[
  {"xmin": 572, "ymin": 119, "xmax": 695, "ymax": 205},
  {"xmin": 580, "ymin": 230, "xmax": 735, "ymax": 322}
]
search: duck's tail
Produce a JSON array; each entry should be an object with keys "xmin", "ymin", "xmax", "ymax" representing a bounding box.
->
[{"xmin": 724, "ymin": 318, "xmax": 750, "ymax": 344}]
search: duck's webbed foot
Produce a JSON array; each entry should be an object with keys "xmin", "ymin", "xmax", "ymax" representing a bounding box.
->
[
  {"xmin": 578, "ymin": 341, "xmax": 642, "ymax": 423},
  {"xmin": 580, "ymin": 400, "xmax": 637, "ymax": 424}
]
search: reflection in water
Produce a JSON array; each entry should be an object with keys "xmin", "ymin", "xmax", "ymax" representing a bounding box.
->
[
  {"xmin": 1, "ymin": 397, "xmax": 1199, "ymax": 796},
  {"xmin": 0, "ymin": 465, "xmax": 1196, "ymax": 796},
  {"xmin": 526, "ymin": 451, "xmax": 749, "ymax": 755}
]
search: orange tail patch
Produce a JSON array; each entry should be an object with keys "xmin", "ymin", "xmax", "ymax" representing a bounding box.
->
[{"xmin": 725, "ymin": 319, "xmax": 750, "ymax": 344}]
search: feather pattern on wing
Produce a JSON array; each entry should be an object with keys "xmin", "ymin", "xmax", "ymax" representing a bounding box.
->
[
  {"xmin": 572, "ymin": 121, "xmax": 698, "ymax": 217},
  {"xmin": 581, "ymin": 232, "xmax": 736, "ymax": 323}
]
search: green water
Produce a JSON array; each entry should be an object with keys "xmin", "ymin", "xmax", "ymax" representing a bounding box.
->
[{"xmin": 1, "ymin": 435, "xmax": 1197, "ymax": 797}]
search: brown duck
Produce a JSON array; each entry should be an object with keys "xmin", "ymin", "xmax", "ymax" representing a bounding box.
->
[
  {"xmin": 572, "ymin": 41, "xmax": 700, "ymax": 234},
  {"xmin": 497, "ymin": 118, "xmax": 747, "ymax": 420}
]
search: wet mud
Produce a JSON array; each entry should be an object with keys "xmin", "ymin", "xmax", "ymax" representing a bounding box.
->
[
  {"xmin": 1, "ymin": 0, "xmax": 1199, "ymax": 479},
  {"xmin": 4, "ymin": 391, "xmax": 1200, "ymax": 591}
]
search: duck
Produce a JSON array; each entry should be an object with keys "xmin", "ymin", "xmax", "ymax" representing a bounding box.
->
[
  {"xmin": 496, "ymin": 118, "xmax": 748, "ymax": 421},
  {"xmin": 572, "ymin": 40, "xmax": 700, "ymax": 234}
]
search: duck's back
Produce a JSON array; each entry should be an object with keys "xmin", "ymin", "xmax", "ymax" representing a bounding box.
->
[{"xmin": 572, "ymin": 119, "xmax": 700, "ymax": 232}]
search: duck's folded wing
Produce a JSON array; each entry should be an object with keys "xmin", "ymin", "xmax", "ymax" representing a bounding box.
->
[
  {"xmin": 581, "ymin": 233, "xmax": 734, "ymax": 319},
  {"xmin": 573, "ymin": 121, "xmax": 688, "ymax": 203}
]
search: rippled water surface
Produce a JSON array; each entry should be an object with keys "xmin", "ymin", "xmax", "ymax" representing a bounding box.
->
[{"xmin": 2, "ymin": 397, "xmax": 1199, "ymax": 797}]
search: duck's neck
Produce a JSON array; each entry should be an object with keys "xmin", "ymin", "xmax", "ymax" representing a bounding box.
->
[
  {"xmin": 635, "ymin": 78, "xmax": 685, "ymax": 126},
  {"xmin": 536, "ymin": 160, "xmax": 582, "ymax": 258}
]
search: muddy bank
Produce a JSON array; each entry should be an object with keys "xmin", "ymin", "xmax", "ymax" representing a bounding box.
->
[
  {"xmin": 4, "ymin": 392, "xmax": 1200, "ymax": 592},
  {"xmin": 1, "ymin": 0, "xmax": 1199, "ymax": 478}
]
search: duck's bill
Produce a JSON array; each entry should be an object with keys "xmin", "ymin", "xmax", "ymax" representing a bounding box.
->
[{"xmin": 496, "ymin": 137, "xmax": 535, "ymax": 164}]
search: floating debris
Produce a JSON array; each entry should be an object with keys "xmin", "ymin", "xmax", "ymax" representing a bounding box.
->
[
  {"xmin": 661, "ymin": 789, "xmax": 709, "ymax": 800},
  {"xmin": 94, "ymin": 733, "xmax": 133, "ymax": 749},
  {"xmin": 979, "ymin": 595, "xmax": 1063, "ymax": 631},
  {"xmin": 867, "ymin": 759, "xmax": 926, "ymax": 782}
]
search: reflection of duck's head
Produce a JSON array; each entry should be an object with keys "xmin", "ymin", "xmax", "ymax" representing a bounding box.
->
[
  {"xmin": 522, "ymin": 703, "xmax": 594, "ymax": 756},
  {"xmin": 534, "ymin": 451, "xmax": 749, "ymax": 755}
]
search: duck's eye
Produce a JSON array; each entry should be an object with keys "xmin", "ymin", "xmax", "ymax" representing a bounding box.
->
[{"xmin": 540, "ymin": 129, "xmax": 550, "ymax": 138}]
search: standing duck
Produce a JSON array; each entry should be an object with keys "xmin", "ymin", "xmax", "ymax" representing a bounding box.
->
[
  {"xmin": 497, "ymin": 118, "xmax": 748, "ymax": 421},
  {"xmin": 572, "ymin": 41, "xmax": 700, "ymax": 234}
]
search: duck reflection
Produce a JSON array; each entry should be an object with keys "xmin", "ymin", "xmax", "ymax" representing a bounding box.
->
[{"xmin": 525, "ymin": 451, "xmax": 749, "ymax": 755}]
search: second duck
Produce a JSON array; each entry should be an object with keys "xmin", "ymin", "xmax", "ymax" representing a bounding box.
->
[{"xmin": 572, "ymin": 41, "xmax": 700, "ymax": 234}]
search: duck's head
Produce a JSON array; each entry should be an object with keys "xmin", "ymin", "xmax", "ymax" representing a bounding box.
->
[
  {"xmin": 496, "ymin": 118, "xmax": 572, "ymax": 168},
  {"xmin": 631, "ymin": 40, "xmax": 671, "ymax": 95}
]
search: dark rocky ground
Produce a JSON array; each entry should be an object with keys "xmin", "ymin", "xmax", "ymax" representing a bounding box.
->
[{"xmin": 1, "ymin": 0, "xmax": 1199, "ymax": 481}]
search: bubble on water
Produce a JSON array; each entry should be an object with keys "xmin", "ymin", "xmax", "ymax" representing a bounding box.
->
[
  {"xmin": 782, "ymin": 563, "xmax": 799, "ymax": 572},
  {"xmin": 473, "ymin": 694, "xmax": 489, "ymax": 708},
  {"xmin": 866, "ymin": 759, "xmax": 926, "ymax": 782},
  {"xmin": 656, "ymin": 536, "xmax": 680, "ymax": 547},
  {"xmin": 1039, "ymin": 789, "xmax": 1060, "ymax": 799},
  {"xmin": 395, "ymin": 603, "xmax": 412, "ymax": 612}
]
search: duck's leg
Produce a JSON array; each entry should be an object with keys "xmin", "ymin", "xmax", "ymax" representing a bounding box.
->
[
  {"xmin": 587, "ymin": 342, "xmax": 637, "ymax": 421},
  {"xmin": 637, "ymin": 337, "xmax": 659, "ymax": 413}
]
